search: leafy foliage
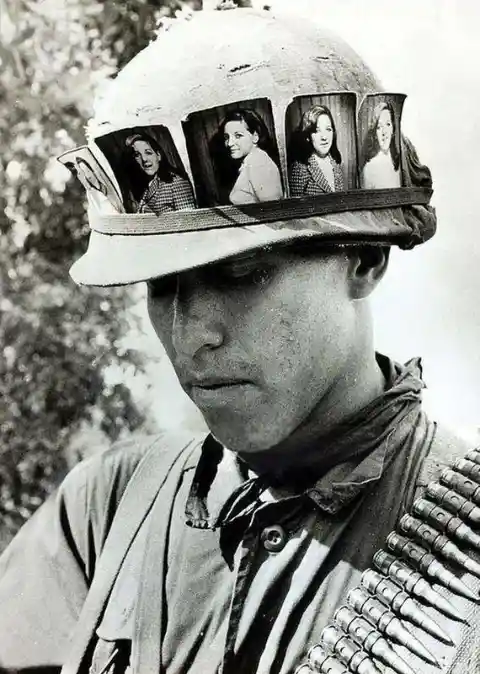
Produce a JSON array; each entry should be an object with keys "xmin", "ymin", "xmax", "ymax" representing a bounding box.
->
[{"xmin": 0, "ymin": 0, "xmax": 196, "ymax": 539}]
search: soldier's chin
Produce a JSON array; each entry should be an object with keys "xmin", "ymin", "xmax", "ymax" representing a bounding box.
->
[{"xmin": 202, "ymin": 413, "xmax": 292, "ymax": 455}]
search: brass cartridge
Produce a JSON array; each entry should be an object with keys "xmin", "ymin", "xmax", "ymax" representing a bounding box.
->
[
  {"xmin": 399, "ymin": 514, "xmax": 480, "ymax": 578},
  {"xmin": 334, "ymin": 606, "xmax": 416, "ymax": 674},
  {"xmin": 386, "ymin": 533, "xmax": 478, "ymax": 601},
  {"xmin": 373, "ymin": 550, "xmax": 466, "ymax": 621},
  {"xmin": 361, "ymin": 569, "xmax": 453, "ymax": 644},
  {"xmin": 347, "ymin": 587, "xmax": 439, "ymax": 666},
  {"xmin": 320, "ymin": 625, "xmax": 382, "ymax": 674},
  {"xmin": 294, "ymin": 665, "xmax": 313, "ymax": 674},
  {"xmin": 426, "ymin": 483, "xmax": 480, "ymax": 526},
  {"xmin": 440, "ymin": 469, "xmax": 480, "ymax": 504},
  {"xmin": 454, "ymin": 458, "xmax": 480, "ymax": 483},
  {"xmin": 307, "ymin": 644, "xmax": 349, "ymax": 674},
  {"xmin": 465, "ymin": 449, "xmax": 480, "ymax": 466},
  {"xmin": 412, "ymin": 499, "xmax": 480, "ymax": 550}
]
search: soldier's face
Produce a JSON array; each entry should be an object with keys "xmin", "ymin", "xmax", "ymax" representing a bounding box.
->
[{"xmin": 147, "ymin": 247, "xmax": 358, "ymax": 453}]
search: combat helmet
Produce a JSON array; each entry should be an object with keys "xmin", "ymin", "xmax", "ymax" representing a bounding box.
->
[{"xmin": 61, "ymin": 6, "xmax": 435, "ymax": 286}]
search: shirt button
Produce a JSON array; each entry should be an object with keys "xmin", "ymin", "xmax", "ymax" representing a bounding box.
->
[{"xmin": 261, "ymin": 524, "xmax": 287, "ymax": 552}]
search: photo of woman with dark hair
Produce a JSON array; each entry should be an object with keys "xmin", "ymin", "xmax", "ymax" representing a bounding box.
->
[
  {"xmin": 360, "ymin": 101, "xmax": 401, "ymax": 189},
  {"xmin": 218, "ymin": 108, "xmax": 283, "ymax": 205},
  {"xmin": 124, "ymin": 132, "xmax": 196, "ymax": 214},
  {"xmin": 58, "ymin": 147, "xmax": 124, "ymax": 214},
  {"xmin": 74, "ymin": 157, "xmax": 122, "ymax": 214},
  {"xmin": 289, "ymin": 105, "xmax": 344, "ymax": 196},
  {"xmin": 76, "ymin": 157, "xmax": 107, "ymax": 194}
]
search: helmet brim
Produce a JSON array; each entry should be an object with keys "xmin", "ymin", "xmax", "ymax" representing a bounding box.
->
[{"xmin": 70, "ymin": 208, "xmax": 411, "ymax": 286}]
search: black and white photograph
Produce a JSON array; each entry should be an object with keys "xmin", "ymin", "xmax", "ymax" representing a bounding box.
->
[
  {"xmin": 57, "ymin": 146, "xmax": 125, "ymax": 214},
  {"xmin": 183, "ymin": 98, "xmax": 284, "ymax": 207},
  {"xmin": 286, "ymin": 93, "xmax": 357, "ymax": 195},
  {"xmin": 357, "ymin": 94, "xmax": 406, "ymax": 190},
  {"xmin": 95, "ymin": 125, "xmax": 196, "ymax": 214},
  {"xmin": 2, "ymin": 2, "xmax": 480, "ymax": 674}
]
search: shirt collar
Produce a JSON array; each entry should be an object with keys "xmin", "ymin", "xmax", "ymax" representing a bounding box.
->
[{"xmin": 185, "ymin": 354, "xmax": 425, "ymax": 526}]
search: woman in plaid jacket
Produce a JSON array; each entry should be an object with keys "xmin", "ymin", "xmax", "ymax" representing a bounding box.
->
[
  {"xmin": 289, "ymin": 105, "xmax": 344, "ymax": 196},
  {"xmin": 125, "ymin": 133, "xmax": 196, "ymax": 215}
]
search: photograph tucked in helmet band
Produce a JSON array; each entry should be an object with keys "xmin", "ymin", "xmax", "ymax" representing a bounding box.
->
[
  {"xmin": 95, "ymin": 125, "xmax": 196, "ymax": 215},
  {"xmin": 183, "ymin": 98, "xmax": 283, "ymax": 207},
  {"xmin": 57, "ymin": 146, "xmax": 125, "ymax": 214},
  {"xmin": 286, "ymin": 93, "xmax": 357, "ymax": 195},
  {"xmin": 357, "ymin": 94, "xmax": 406, "ymax": 190},
  {"xmin": 59, "ymin": 92, "xmax": 413, "ymax": 223}
]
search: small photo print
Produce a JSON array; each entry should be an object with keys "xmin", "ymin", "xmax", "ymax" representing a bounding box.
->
[
  {"xmin": 57, "ymin": 146, "xmax": 124, "ymax": 214},
  {"xmin": 95, "ymin": 126, "xmax": 196, "ymax": 215},
  {"xmin": 183, "ymin": 99, "xmax": 284, "ymax": 207},
  {"xmin": 286, "ymin": 93, "xmax": 357, "ymax": 196},
  {"xmin": 357, "ymin": 94, "xmax": 406, "ymax": 190}
]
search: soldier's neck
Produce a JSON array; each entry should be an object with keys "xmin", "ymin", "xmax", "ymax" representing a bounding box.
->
[{"xmin": 239, "ymin": 351, "xmax": 386, "ymax": 478}]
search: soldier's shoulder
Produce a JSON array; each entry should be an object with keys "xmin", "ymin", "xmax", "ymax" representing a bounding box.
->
[
  {"xmin": 416, "ymin": 423, "xmax": 478, "ymax": 490},
  {"xmin": 62, "ymin": 430, "xmax": 206, "ymax": 501}
]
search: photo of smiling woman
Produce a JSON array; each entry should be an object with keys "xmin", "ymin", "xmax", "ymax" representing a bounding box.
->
[
  {"xmin": 289, "ymin": 105, "xmax": 344, "ymax": 196},
  {"xmin": 360, "ymin": 101, "xmax": 402, "ymax": 190},
  {"xmin": 218, "ymin": 109, "xmax": 283, "ymax": 205},
  {"xmin": 124, "ymin": 132, "xmax": 196, "ymax": 214}
]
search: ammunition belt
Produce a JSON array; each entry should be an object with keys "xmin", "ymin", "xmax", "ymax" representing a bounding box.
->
[{"xmin": 294, "ymin": 448, "xmax": 480, "ymax": 674}]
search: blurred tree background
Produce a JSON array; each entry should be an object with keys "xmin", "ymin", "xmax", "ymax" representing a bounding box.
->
[{"xmin": 0, "ymin": 0, "xmax": 214, "ymax": 547}]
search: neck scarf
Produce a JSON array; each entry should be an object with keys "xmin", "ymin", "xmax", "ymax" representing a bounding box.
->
[{"xmin": 186, "ymin": 354, "xmax": 428, "ymax": 524}]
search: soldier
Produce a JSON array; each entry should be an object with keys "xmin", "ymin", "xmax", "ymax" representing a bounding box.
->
[{"xmin": 1, "ymin": 7, "xmax": 479, "ymax": 674}]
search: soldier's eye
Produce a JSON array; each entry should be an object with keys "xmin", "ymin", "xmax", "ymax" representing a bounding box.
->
[
  {"xmin": 147, "ymin": 275, "xmax": 178, "ymax": 299},
  {"xmin": 211, "ymin": 263, "xmax": 273, "ymax": 288}
]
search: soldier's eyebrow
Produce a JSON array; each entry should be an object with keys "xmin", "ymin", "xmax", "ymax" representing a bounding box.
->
[{"xmin": 213, "ymin": 246, "xmax": 275, "ymax": 269}]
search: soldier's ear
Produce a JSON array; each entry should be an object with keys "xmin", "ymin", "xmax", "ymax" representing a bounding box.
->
[{"xmin": 346, "ymin": 246, "xmax": 390, "ymax": 299}]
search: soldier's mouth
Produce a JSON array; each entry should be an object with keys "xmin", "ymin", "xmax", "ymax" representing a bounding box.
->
[
  {"xmin": 188, "ymin": 380, "xmax": 253, "ymax": 402},
  {"xmin": 194, "ymin": 380, "xmax": 249, "ymax": 390}
]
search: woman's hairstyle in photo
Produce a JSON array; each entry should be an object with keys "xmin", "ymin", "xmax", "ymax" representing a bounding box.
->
[
  {"xmin": 64, "ymin": 161, "xmax": 77, "ymax": 175},
  {"xmin": 361, "ymin": 101, "xmax": 401, "ymax": 171},
  {"xmin": 218, "ymin": 108, "xmax": 278, "ymax": 162},
  {"xmin": 124, "ymin": 131, "xmax": 186, "ymax": 183},
  {"xmin": 76, "ymin": 157, "xmax": 104, "ymax": 192},
  {"xmin": 290, "ymin": 104, "xmax": 342, "ymax": 165},
  {"xmin": 210, "ymin": 107, "xmax": 279, "ymax": 203}
]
